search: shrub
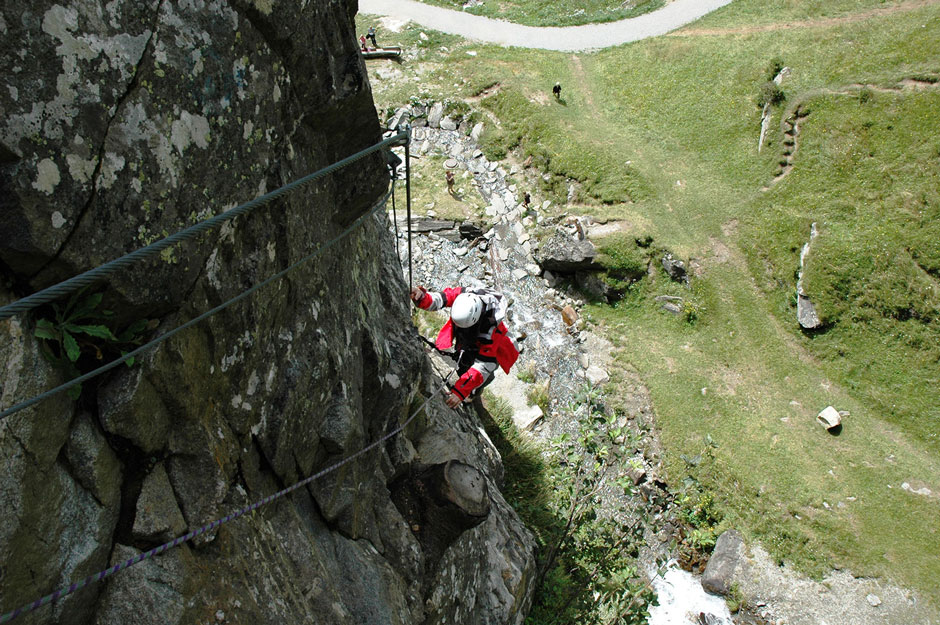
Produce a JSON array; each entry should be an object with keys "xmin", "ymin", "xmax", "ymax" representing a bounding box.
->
[
  {"xmin": 757, "ymin": 81, "xmax": 786, "ymax": 108},
  {"xmin": 765, "ymin": 57, "xmax": 786, "ymax": 81}
]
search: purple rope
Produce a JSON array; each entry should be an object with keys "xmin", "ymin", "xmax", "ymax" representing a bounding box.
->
[{"xmin": 0, "ymin": 381, "xmax": 447, "ymax": 623}]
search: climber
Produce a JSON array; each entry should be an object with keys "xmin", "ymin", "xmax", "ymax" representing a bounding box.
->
[{"xmin": 411, "ymin": 285, "xmax": 519, "ymax": 408}]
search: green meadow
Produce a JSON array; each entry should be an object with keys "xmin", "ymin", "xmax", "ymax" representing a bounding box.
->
[{"xmin": 361, "ymin": 0, "xmax": 940, "ymax": 608}]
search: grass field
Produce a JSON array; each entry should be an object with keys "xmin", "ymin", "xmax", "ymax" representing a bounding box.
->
[
  {"xmin": 411, "ymin": 0, "xmax": 665, "ymax": 27},
  {"xmin": 359, "ymin": 0, "xmax": 940, "ymax": 608}
]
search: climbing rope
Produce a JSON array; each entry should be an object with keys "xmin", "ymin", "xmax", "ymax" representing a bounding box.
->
[
  {"xmin": 0, "ymin": 129, "xmax": 410, "ymax": 321},
  {"xmin": 0, "ymin": 376, "xmax": 453, "ymax": 624},
  {"xmin": 0, "ymin": 185, "xmax": 394, "ymax": 421}
]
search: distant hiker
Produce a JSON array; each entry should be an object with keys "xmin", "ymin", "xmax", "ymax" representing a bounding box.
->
[
  {"xmin": 523, "ymin": 192, "xmax": 531, "ymax": 209},
  {"xmin": 445, "ymin": 169, "xmax": 456, "ymax": 195},
  {"xmin": 367, "ymin": 26, "xmax": 378, "ymax": 48},
  {"xmin": 360, "ymin": 34, "xmax": 368, "ymax": 51},
  {"xmin": 411, "ymin": 285, "xmax": 520, "ymax": 407},
  {"xmin": 552, "ymin": 82, "xmax": 561, "ymax": 100}
]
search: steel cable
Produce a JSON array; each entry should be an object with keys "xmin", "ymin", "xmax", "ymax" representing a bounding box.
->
[
  {"xmin": 0, "ymin": 185, "xmax": 393, "ymax": 421},
  {"xmin": 0, "ymin": 376, "xmax": 452, "ymax": 624},
  {"xmin": 0, "ymin": 130, "xmax": 409, "ymax": 321}
]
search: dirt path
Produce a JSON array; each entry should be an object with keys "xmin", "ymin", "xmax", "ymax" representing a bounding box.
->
[
  {"xmin": 569, "ymin": 55, "xmax": 597, "ymax": 111},
  {"xmin": 359, "ymin": 0, "xmax": 733, "ymax": 51},
  {"xmin": 672, "ymin": 0, "xmax": 940, "ymax": 37}
]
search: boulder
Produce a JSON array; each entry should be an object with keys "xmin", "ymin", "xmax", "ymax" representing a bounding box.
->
[
  {"xmin": 132, "ymin": 463, "xmax": 188, "ymax": 544},
  {"xmin": 586, "ymin": 366, "xmax": 610, "ymax": 387},
  {"xmin": 662, "ymin": 254, "xmax": 688, "ymax": 283},
  {"xmin": 702, "ymin": 529, "xmax": 745, "ymax": 596},
  {"xmin": 561, "ymin": 305, "xmax": 579, "ymax": 326},
  {"xmin": 798, "ymin": 294, "xmax": 821, "ymax": 329},
  {"xmin": 440, "ymin": 116, "xmax": 458, "ymax": 131},
  {"xmin": 536, "ymin": 232, "xmax": 598, "ymax": 272},
  {"xmin": 428, "ymin": 102, "xmax": 445, "ymax": 128}
]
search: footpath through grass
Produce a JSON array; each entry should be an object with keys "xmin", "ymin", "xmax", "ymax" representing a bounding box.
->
[{"xmin": 360, "ymin": 0, "xmax": 940, "ymax": 608}]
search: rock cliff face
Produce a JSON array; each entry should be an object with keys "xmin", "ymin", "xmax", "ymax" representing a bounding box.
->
[{"xmin": 0, "ymin": 2, "xmax": 536, "ymax": 624}]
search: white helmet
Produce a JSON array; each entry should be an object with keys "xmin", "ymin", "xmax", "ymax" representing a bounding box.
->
[{"xmin": 451, "ymin": 293, "xmax": 483, "ymax": 328}]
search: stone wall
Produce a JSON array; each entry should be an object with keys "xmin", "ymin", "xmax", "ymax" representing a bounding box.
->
[{"xmin": 0, "ymin": 2, "xmax": 535, "ymax": 624}]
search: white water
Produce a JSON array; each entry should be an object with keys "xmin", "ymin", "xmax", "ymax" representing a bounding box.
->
[{"xmin": 648, "ymin": 563, "xmax": 734, "ymax": 625}]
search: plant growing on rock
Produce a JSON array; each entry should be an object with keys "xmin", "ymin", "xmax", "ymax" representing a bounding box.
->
[{"xmin": 33, "ymin": 288, "xmax": 153, "ymax": 399}]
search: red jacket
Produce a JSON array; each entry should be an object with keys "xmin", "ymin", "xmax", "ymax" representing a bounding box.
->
[{"xmin": 416, "ymin": 286, "xmax": 519, "ymax": 398}]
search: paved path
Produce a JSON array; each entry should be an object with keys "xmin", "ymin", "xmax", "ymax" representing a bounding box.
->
[{"xmin": 359, "ymin": 0, "xmax": 734, "ymax": 52}]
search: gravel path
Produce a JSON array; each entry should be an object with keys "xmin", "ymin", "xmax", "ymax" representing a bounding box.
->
[{"xmin": 359, "ymin": 0, "xmax": 734, "ymax": 51}]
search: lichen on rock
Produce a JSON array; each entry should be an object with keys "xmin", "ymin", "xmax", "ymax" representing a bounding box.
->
[{"xmin": 0, "ymin": 1, "xmax": 535, "ymax": 623}]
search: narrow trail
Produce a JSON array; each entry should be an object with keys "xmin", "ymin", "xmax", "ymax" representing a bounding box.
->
[{"xmin": 359, "ymin": 0, "xmax": 734, "ymax": 51}]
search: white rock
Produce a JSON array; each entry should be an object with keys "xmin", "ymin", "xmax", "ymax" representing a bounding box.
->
[
  {"xmin": 512, "ymin": 269, "xmax": 527, "ymax": 280},
  {"xmin": 453, "ymin": 247, "xmax": 468, "ymax": 257},
  {"xmin": 526, "ymin": 264, "xmax": 541, "ymax": 276},
  {"xmin": 441, "ymin": 116, "xmax": 458, "ymax": 131},
  {"xmin": 866, "ymin": 594, "xmax": 882, "ymax": 607},
  {"xmin": 498, "ymin": 248, "xmax": 510, "ymax": 262},
  {"xmin": 420, "ymin": 32, "xmax": 429, "ymax": 40},
  {"xmin": 586, "ymin": 366, "xmax": 609, "ymax": 386}
]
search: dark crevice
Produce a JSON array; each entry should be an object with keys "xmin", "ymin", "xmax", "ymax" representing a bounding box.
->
[
  {"xmin": 251, "ymin": 434, "xmax": 288, "ymax": 493},
  {"xmin": 102, "ymin": 431, "xmax": 164, "ymax": 549},
  {"xmin": 30, "ymin": 3, "xmax": 165, "ymax": 284}
]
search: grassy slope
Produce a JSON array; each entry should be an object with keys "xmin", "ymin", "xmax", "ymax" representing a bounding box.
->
[
  {"xmin": 410, "ymin": 0, "xmax": 665, "ymax": 27},
  {"xmin": 359, "ymin": 0, "xmax": 940, "ymax": 605}
]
